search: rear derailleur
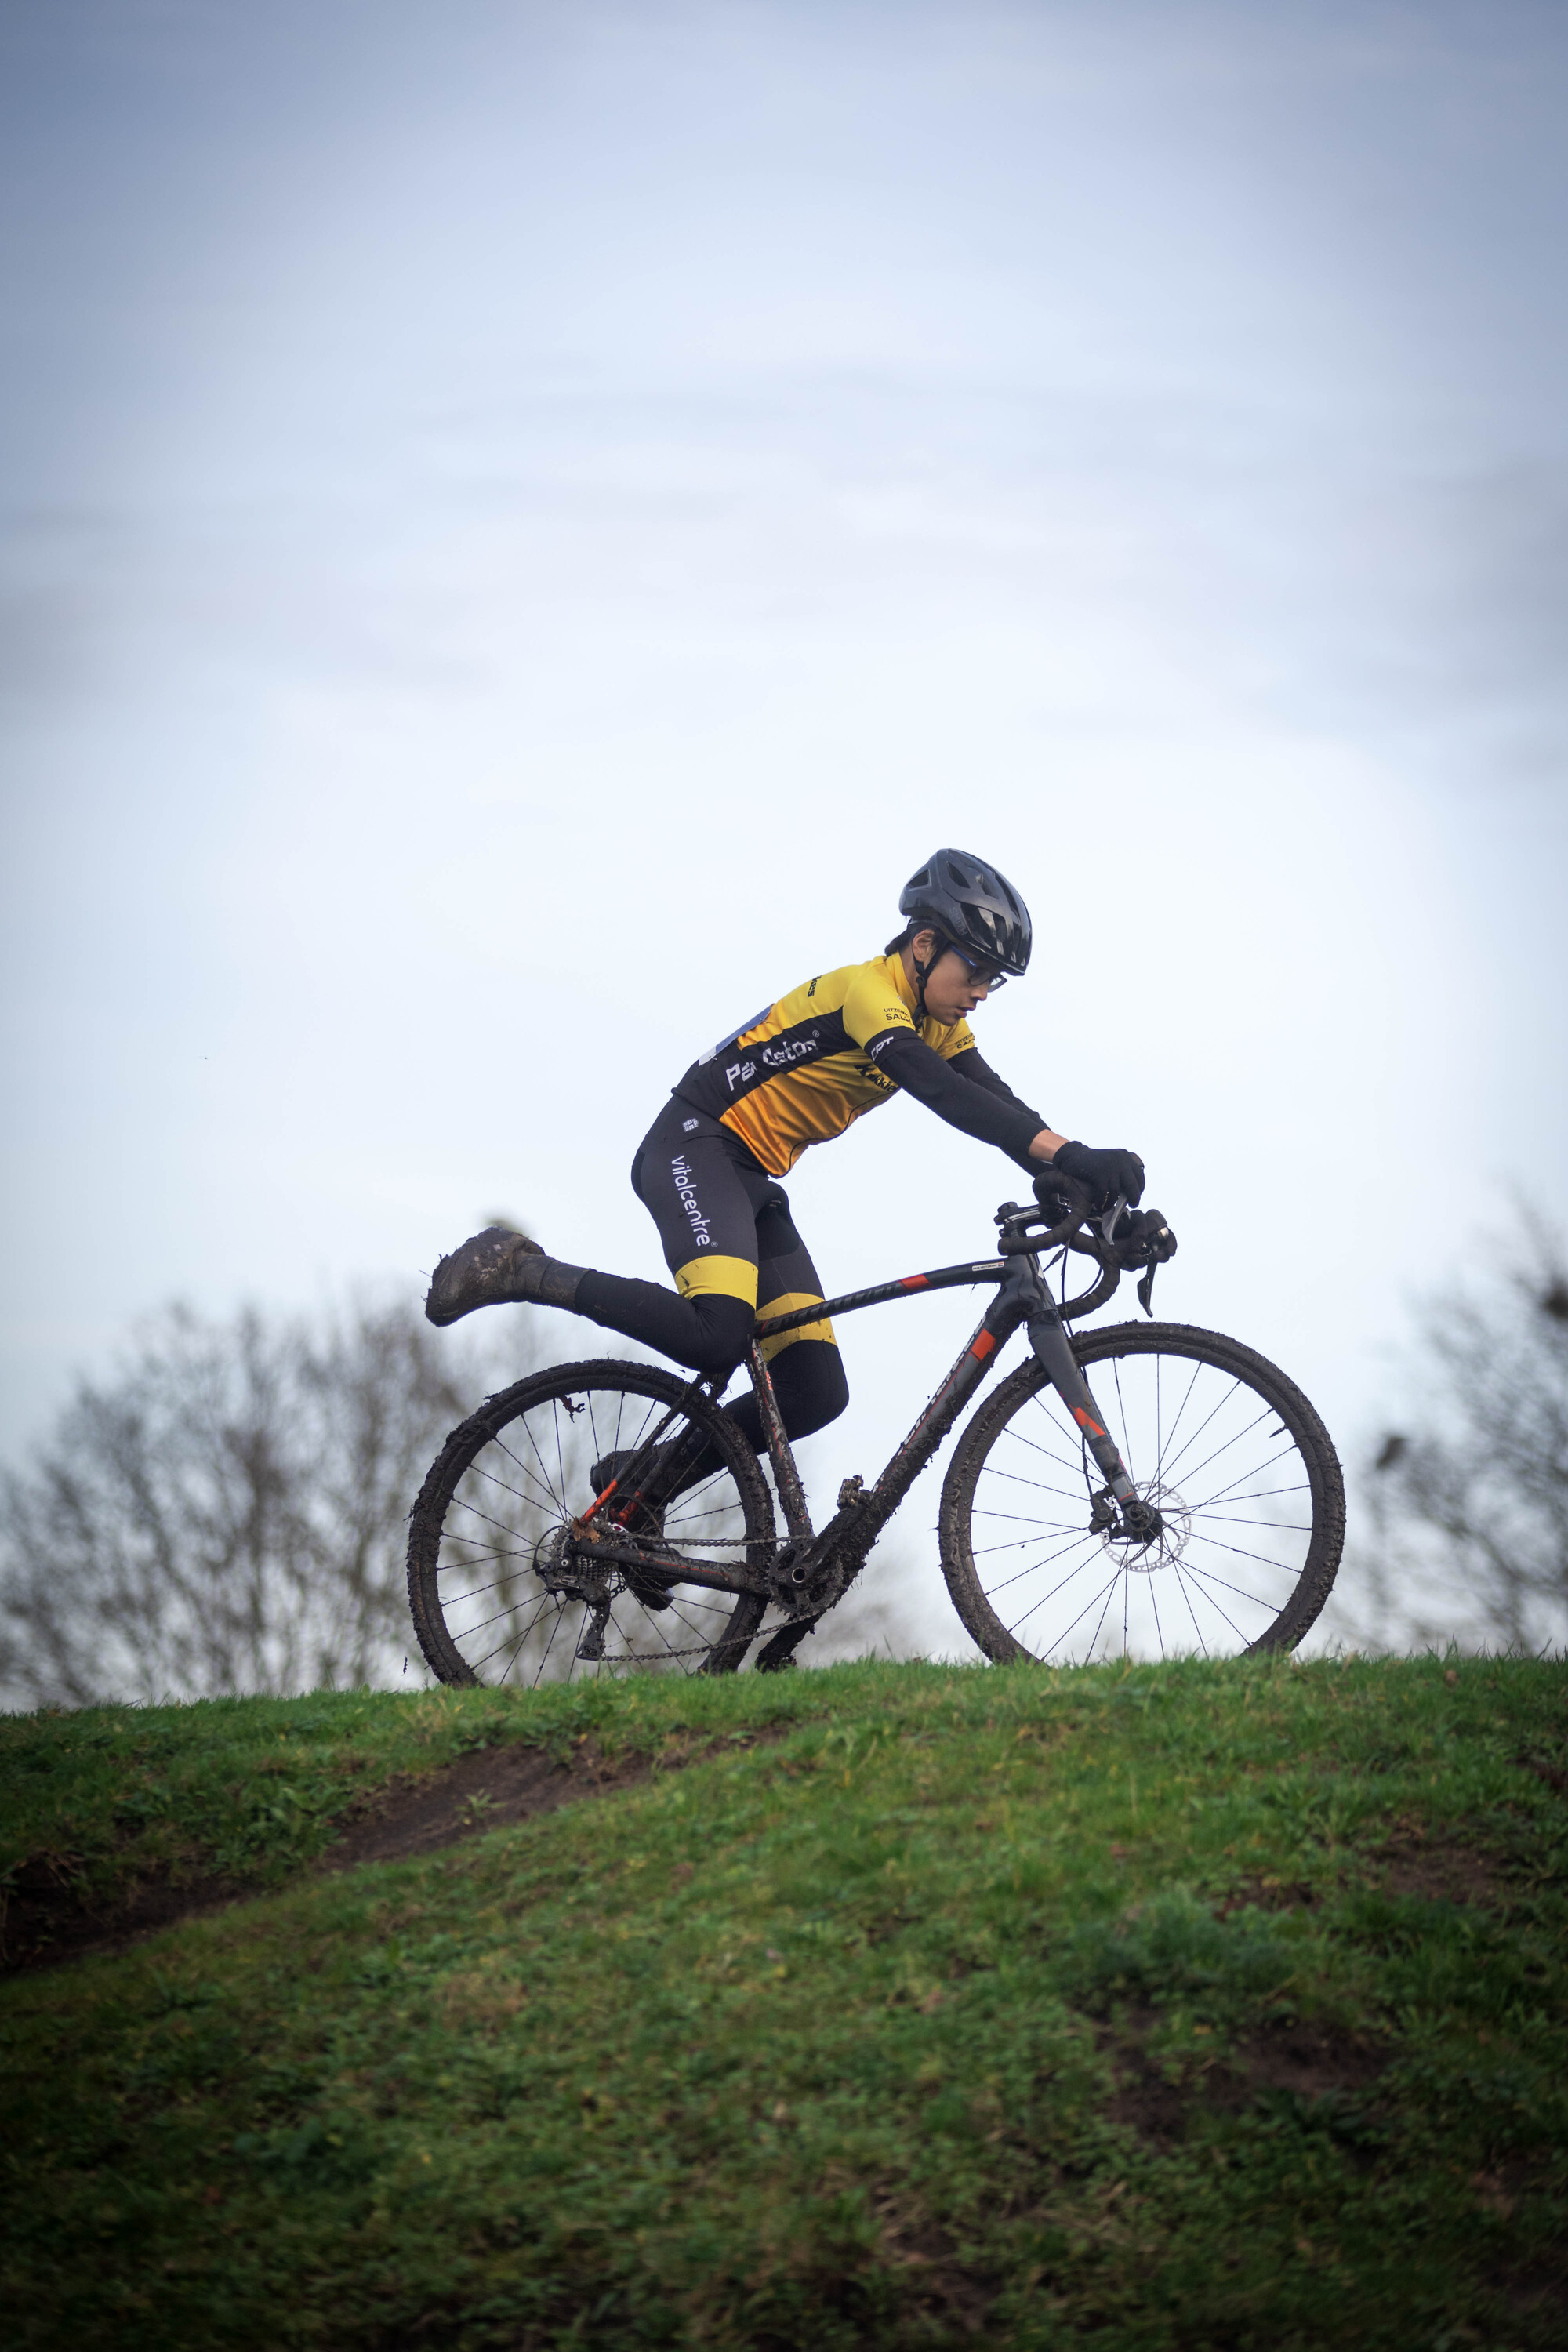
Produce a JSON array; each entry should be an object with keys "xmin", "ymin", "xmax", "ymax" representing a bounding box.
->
[{"xmin": 532, "ymin": 1522, "xmax": 673, "ymax": 1658}]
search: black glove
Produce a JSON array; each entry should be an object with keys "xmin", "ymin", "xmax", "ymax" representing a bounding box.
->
[
  {"xmin": 1048, "ymin": 1140, "xmax": 1146, "ymax": 1212},
  {"xmin": 1110, "ymin": 1207, "xmax": 1177, "ymax": 1266}
]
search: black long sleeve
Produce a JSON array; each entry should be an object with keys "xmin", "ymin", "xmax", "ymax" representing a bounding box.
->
[
  {"xmin": 866, "ymin": 1031, "xmax": 1045, "ymax": 1169},
  {"xmin": 949, "ymin": 1047, "xmax": 1051, "ymax": 1173}
]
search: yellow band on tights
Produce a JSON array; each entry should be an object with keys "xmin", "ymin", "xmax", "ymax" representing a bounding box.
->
[
  {"xmin": 674, "ymin": 1253, "xmax": 759, "ymax": 1307},
  {"xmin": 755, "ymin": 1290, "xmax": 838, "ymax": 1363}
]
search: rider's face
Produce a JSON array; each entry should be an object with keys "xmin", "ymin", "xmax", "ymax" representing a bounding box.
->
[{"xmin": 914, "ymin": 934, "xmax": 999, "ymax": 1022}]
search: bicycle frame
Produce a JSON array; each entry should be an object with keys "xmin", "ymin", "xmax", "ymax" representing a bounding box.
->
[{"xmin": 575, "ymin": 1206, "xmax": 1147, "ymax": 1661}]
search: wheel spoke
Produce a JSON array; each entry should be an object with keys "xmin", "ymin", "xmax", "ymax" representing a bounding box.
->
[
  {"xmin": 1152, "ymin": 1356, "xmax": 1205, "ymax": 1476},
  {"xmin": 1173, "ymin": 1562, "xmax": 1211, "ymax": 1657},
  {"xmin": 976, "ymin": 1465, "xmax": 1099, "ymax": 1506},
  {"xmin": 1010, "ymin": 1412, "xmax": 1096, "ymax": 1476},
  {"xmin": 447, "ymin": 1486, "xmax": 552, "ymax": 1542},
  {"xmin": 438, "ymin": 1570, "xmax": 538, "ymax": 1607},
  {"xmin": 1186, "ymin": 1510, "xmax": 1312, "ymax": 1536},
  {"xmin": 1186, "ymin": 1452, "xmax": 1305, "ymax": 1512},
  {"xmin": 1185, "ymin": 1528, "xmax": 1306, "ymax": 1576},
  {"xmin": 1172, "ymin": 1566, "xmax": 1251, "ymax": 1649},
  {"xmin": 969, "ymin": 1503, "xmax": 1094, "ymax": 1532},
  {"xmin": 1162, "ymin": 1402, "xmax": 1277, "ymax": 1496},
  {"xmin": 984, "ymin": 1534, "xmax": 1104, "ymax": 1600},
  {"xmin": 1179, "ymin": 1559, "xmax": 1292, "ymax": 1614},
  {"xmin": 1011, "ymin": 1560, "xmax": 1121, "ymax": 1647}
]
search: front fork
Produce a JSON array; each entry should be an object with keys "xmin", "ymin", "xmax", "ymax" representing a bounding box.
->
[
  {"xmin": 1025, "ymin": 1305, "xmax": 1136, "ymax": 1502},
  {"xmin": 1022, "ymin": 1280, "xmax": 1160, "ymax": 1542}
]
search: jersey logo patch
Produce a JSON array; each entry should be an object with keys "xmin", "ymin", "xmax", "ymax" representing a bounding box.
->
[
  {"xmin": 760, "ymin": 1036, "xmax": 817, "ymax": 1072},
  {"xmin": 698, "ymin": 1004, "xmax": 771, "ymax": 1067}
]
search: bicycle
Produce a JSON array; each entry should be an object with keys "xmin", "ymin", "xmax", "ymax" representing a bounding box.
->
[{"xmin": 406, "ymin": 1174, "xmax": 1345, "ymax": 1685}]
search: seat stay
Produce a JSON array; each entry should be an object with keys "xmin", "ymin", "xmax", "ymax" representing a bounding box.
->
[{"xmin": 746, "ymin": 1340, "xmax": 815, "ymax": 1542}]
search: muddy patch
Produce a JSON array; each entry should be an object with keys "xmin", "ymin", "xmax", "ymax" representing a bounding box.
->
[
  {"xmin": 320, "ymin": 1737, "xmax": 644, "ymax": 1872},
  {"xmin": 1371, "ymin": 1835, "xmax": 1512, "ymax": 1909},
  {"xmin": 1232, "ymin": 2014, "xmax": 1388, "ymax": 2101},
  {"xmin": 3, "ymin": 1729, "xmax": 781, "ymax": 1975},
  {"xmin": 1215, "ymin": 1878, "xmax": 1319, "ymax": 1917},
  {"xmin": 873, "ymin": 2194, "xmax": 998, "ymax": 2339},
  {"xmin": 1104, "ymin": 2009, "xmax": 1387, "ymax": 2147},
  {"xmin": 1, "ymin": 1853, "xmax": 260, "ymax": 1978}
]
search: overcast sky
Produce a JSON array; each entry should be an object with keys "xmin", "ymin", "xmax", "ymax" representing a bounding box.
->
[{"xmin": 2, "ymin": 0, "xmax": 1565, "ymax": 1651}]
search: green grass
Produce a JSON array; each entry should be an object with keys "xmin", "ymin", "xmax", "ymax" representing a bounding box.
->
[
  {"xmin": 3, "ymin": 1654, "xmax": 1567, "ymax": 2349},
  {"xmin": 0, "ymin": 1673, "xmax": 822, "ymax": 1929}
]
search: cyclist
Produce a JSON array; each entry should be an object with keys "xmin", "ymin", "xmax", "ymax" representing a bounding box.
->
[{"xmin": 426, "ymin": 848, "xmax": 1147, "ymax": 1465}]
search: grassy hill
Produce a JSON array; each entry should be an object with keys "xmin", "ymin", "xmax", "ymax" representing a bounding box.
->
[{"xmin": 2, "ymin": 1654, "xmax": 1566, "ymax": 2349}]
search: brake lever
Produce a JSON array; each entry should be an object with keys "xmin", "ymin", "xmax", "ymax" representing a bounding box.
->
[{"xmin": 1098, "ymin": 1192, "xmax": 1127, "ymax": 1247}]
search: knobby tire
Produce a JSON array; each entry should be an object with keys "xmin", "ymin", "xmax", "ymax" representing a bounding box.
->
[{"xmin": 938, "ymin": 1319, "xmax": 1345, "ymax": 1666}]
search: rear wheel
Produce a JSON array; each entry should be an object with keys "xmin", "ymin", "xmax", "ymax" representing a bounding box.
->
[
  {"xmin": 939, "ymin": 1321, "xmax": 1345, "ymax": 1664},
  {"xmin": 407, "ymin": 1359, "xmax": 776, "ymax": 1684}
]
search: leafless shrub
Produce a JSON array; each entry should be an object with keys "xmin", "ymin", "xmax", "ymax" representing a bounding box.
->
[
  {"xmin": 1343, "ymin": 1204, "xmax": 1568, "ymax": 1650},
  {"xmin": 0, "ymin": 1296, "xmax": 539, "ymax": 1708}
]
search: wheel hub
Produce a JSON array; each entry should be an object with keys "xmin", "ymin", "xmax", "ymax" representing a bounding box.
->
[
  {"xmin": 1100, "ymin": 1481, "xmax": 1192, "ymax": 1571},
  {"xmin": 532, "ymin": 1521, "xmax": 609, "ymax": 1602}
]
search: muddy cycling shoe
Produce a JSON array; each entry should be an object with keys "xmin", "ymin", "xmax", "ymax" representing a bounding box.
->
[
  {"xmin": 424, "ymin": 1226, "xmax": 586, "ymax": 1327},
  {"xmin": 588, "ymin": 1449, "xmax": 678, "ymax": 1613}
]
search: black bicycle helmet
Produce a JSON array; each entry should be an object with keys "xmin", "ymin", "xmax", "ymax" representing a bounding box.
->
[{"xmin": 898, "ymin": 848, "xmax": 1033, "ymax": 978}]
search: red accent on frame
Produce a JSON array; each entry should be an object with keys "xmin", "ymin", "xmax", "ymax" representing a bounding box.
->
[
  {"xmin": 1072, "ymin": 1405, "xmax": 1105, "ymax": 1437},
  {"xmin": 898, "ymin": 1274, "xmax": 930, "ymax": 1292},
  {"xmin": 970, "ymin": 1329, "xmax": 999, "ymax": 1361}
]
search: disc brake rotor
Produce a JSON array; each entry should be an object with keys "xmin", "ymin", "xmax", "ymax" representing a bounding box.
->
[{"xmin": 1101, "ymin": 1480, "xmax": 1192, "ymax": 1572}]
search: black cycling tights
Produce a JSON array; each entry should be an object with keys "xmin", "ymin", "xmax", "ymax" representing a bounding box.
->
[
  {"xmin": 572, "ymin": 1097, "xmax": 849, "ymax": 1447},
  {"xmin": 574, "ymin": 1274, "xmax": 847, "ymax": 1446}
]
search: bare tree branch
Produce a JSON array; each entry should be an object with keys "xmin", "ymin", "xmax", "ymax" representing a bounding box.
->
[
  {"xmin": 0, "ymin": 1295, "xmax": 540, "ymax": 1706},
  {"xmin": 1340, "ymin": 1203, "xmax": 1568, "ymax": 1651}
]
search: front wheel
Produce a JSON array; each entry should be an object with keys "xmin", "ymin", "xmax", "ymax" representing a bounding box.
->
[
  {"xmin": 407, "ymin": 1360, "xmax": 777, "ymax": 1684},
  {"xmin": 939, "ymin": 1321, "xmax": 1345, "ymax": 1665}
]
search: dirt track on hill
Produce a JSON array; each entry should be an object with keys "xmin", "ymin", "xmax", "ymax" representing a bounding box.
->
[{"xmin": 5, "ymin": 1733, "xmax": 773, "ymax": 1976}]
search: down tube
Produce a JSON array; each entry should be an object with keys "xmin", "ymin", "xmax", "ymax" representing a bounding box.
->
[{"xmin": 865, "ymin": 1305, "xmax": 1020, "ymax": 1519}]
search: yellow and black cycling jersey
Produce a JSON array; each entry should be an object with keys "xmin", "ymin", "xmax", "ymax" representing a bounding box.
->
[{"xmin": 672, "ymin": 950, "xmax": 1046, "ymax": 1178}]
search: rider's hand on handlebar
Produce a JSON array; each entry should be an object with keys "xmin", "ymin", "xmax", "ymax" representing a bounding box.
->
[
  {"xmin": 1044, "ymin": 1141, "xmax": 1146, "ymax": 1213},
  {"xmin": 1110, "ymin": 1206, "xmax": 1177, "ymax": 1266}
]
